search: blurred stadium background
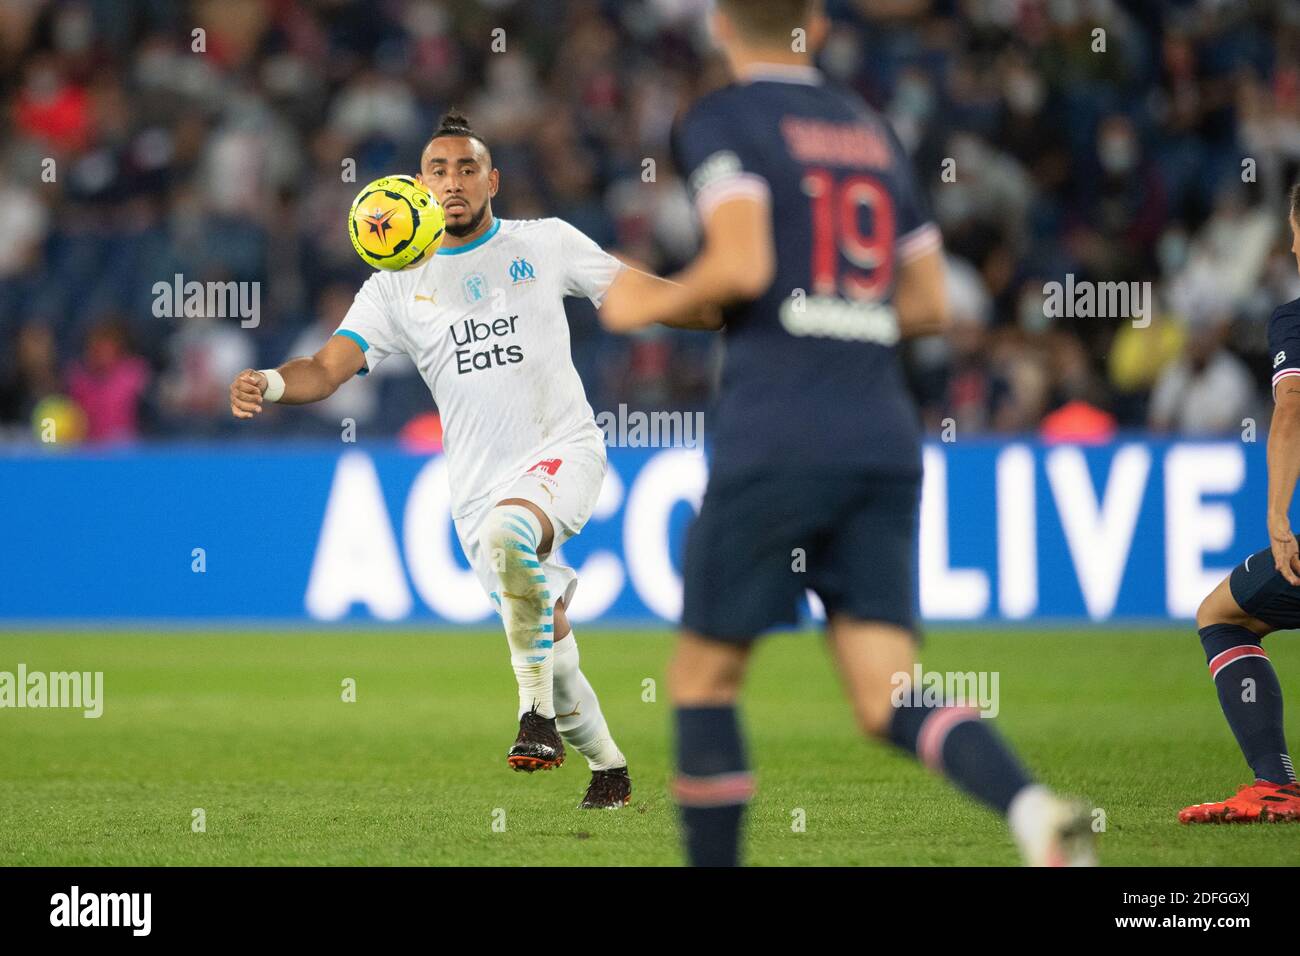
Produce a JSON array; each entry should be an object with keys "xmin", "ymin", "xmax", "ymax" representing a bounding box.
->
[
  {"xmin": 3, "ymin": 0, "xmax": 1300, "ymax": 447},
  {"xmin": 3, "ymin": 0, "xmax": 1298, "ymax": 626},
  {"xmin": 4, "ymin": 0, "xmax": 1300, "ymax": 869}
]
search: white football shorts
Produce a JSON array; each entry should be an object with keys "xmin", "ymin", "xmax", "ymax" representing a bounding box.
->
[{"xmin": 453, "ymin": 435, "xmax": 607, "ymax": 615}]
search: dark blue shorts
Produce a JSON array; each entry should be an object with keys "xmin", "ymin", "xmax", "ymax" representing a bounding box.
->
[
  {"xmin": 680, "ymin": 471, "xmax": 920, "ymax": 642},
  {"xmin": 1229, "ymin": 546, "xmax": 1300, "ymax": 630}
]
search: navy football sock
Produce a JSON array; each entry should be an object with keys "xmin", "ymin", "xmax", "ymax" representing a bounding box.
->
[
  {"xmin": 1199, "ymin": 624, "xmax": 1295, "ymax": 784},
  {"xmin": 889, "ymin": 703, "xmax": 1033, "ymax": 815},
  {"xmin": 673, "ymin": 706, "xmax": 754, "ymax": 867}
]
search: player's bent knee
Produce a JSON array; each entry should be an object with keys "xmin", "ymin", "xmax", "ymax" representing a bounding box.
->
[
  {"xmin": 667, "ymin": 655, "xmax": 734, "ymax": 705},
  {"xmin": 478, "ymin": 513, "xmax": 515, "ymax": 571},
  {"xmin": 495, "ymin": 497, "xmax": 554, "ymax": 558},
  {"xmin": 1195, "ymin": 578, "xmax": 1244, "ymax": 630},
  {"xmin": 1194, "ymin": 594, "xmax": 1220, "ymax": 631},
  {"xmin": 478, "ymin": 506, "xmax": 541, "ymax": 580},
  {"xmin": 853, "ymin": 691, "xmax": 898, "ymax": 740},
  {"xmin": 553, "ymin": 597, "xmax": 571, "ymax": 640}
]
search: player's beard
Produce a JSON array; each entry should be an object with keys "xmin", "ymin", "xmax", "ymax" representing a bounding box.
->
[{"xmin": 445, "ymin": 199, "xmax": 489, "ymax": 238}]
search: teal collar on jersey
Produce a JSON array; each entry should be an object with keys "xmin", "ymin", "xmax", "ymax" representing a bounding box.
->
[
  {"xmin": 741, "ymin": 62, "xmax": 823, "ymax": 86},
  {"xmin": 436, "ymin": 216, "xmax": 501, "ymax": 255}
]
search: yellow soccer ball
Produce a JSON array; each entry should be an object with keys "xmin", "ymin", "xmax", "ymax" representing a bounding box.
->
[{"xmin": 348, "ymin": 175, "xmax": 445, "ymax": 270}]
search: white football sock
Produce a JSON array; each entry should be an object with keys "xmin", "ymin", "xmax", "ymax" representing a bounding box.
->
[
  {"xmin": 1008, "ymin": 783, "xmax": 1053, "ymax": 843},
  {"xmin": 480, "ymin": 505, "xmax": 554, "ymax": 719},
  {"xmin": 553, "ymin": 633, "xmax": 626, "ymax": 770}
]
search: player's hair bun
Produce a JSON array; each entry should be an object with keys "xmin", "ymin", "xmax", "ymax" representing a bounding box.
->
[{"xmin": 436, "ymin": 109, "xmax": 475, "ymax": 137}]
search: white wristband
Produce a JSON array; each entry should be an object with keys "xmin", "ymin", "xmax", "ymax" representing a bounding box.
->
[{"xmin": 260, "ymin": 369, "xmax": 286, "ymax": 403}]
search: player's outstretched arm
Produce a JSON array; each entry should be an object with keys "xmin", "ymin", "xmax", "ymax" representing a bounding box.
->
[
  {"xmin": 228, "ymin": 334, "xmax": 366, "ymax": 419},
  {"xmin": 599, "ymin": 259, "xmax": 724, "ymax": 332},
  {"xmin": 894, "ymin": 246, "xmax": 951, "ymax": 339},
  {"xmin": 598, "ymin": 198, "xmax": 772, "ymax": 333},
  {"xmin": 1267, "ymin": 380, "xmax": 1300, "ymax": 584}
]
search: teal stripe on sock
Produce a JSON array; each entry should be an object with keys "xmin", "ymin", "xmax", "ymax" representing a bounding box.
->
[{"xmin": 505, "ymin": 518, "xmax": 537, "ymax": 547}]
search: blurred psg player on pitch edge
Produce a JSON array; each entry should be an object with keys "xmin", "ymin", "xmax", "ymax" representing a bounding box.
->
[
  {"xmin": 599, "ymin": 0, "xmax": 1097, "ymax": 865},
  {"xmin": 1179, "ymin": 185, "xmax": 1300, "ymax": 824}
]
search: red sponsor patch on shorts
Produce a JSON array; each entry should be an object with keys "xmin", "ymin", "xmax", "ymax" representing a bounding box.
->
[{"xmin": 528, "ymin": 458, "xmax": 562, "ymax": 476}]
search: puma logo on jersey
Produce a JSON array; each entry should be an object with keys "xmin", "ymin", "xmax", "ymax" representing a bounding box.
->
[
  {"xmin": 1276, "ymin": 350, "xmax": 1287, "ymax": 369},
  {"xmin": 413, "ymin": 293, "xmax": 437, "ymax": 304}
]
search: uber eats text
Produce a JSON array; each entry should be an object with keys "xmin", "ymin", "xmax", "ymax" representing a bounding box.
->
[{"xmin": 452, "ymin": 315, "xmax": 523, "ymax": 374}]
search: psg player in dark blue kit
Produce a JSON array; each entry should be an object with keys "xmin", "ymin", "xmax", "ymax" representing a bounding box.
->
[
  {"xmin": 1179, "ymin": 186, "xmax": 1300, "ymax": 824},
  {"xmin": 599, "ymin": 0, "xmax": 1095, "ymax": 865}
]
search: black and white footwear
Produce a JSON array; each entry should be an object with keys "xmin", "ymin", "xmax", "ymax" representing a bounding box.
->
[
  {"xmin": 507, "ymin": 704, "xmax": 565, "ymax": 772},
  {"xmin": 578, "ymin": 766, "xmax": 631, "ymax": 809}
]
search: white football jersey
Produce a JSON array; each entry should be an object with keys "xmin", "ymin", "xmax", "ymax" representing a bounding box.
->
[{"xmin": 335, "ymin": 217, "xmax": 623, "ymax": 517}]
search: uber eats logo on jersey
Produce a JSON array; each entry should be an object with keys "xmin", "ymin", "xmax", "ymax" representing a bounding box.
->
[{"xmin": 451, "ymin": 315, "xmax": 524, "ymax": 373}]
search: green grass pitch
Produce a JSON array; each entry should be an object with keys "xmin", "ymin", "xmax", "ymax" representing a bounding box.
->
[{"xmin": 0, "ymin": 627, "xmax": 1296, "ymax": 866}]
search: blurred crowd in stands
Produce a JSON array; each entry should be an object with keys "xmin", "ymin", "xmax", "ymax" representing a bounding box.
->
[{"xmin": 2, "ymin": 0, "xmax": 1299, "ymax": 445}]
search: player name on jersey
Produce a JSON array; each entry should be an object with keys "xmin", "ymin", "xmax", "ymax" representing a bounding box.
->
[{"xmin": 779, "ymin": 116, "xmax": 892, "ymax": 168}]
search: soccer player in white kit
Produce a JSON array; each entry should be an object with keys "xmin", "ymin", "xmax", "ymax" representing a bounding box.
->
[{"xmin": 229, "ymin": 111, "xmax": 657, "ymax": 809}]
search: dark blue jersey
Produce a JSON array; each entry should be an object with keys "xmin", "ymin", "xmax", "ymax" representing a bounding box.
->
[
  {"xmin": 672, "ymin": 64, "xmax": 941, "ymax": 480},
  {"xmin": 1268, "ymin": 296, "xmax": 1300, "ymax": 398}
]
